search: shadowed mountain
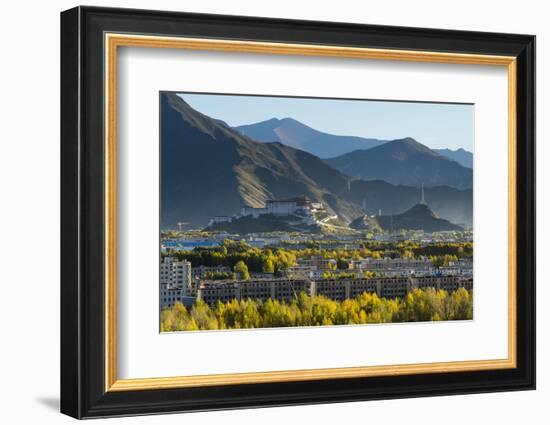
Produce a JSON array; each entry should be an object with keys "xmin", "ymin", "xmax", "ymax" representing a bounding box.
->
[
  {"xmin": 161, "ymin": 94, "xmax": 472, "ymax": 229},
  {"xmin": 348, "ymin": 179, "xmax": 472, "ymax": 227},
  {"xmin": 161, "ymin": 94, "xmax": 364, "ymax": 228},
  {"xmin": 234, "ymin": 118, "xmax": 385, "ymax": 159},
  {"xmin": 434, "ymin": 148, "xmax": 473, "ymax": 168},
  {"xmin": 325, "ymin": 138, "xmax": 473, "ymax": 189},
  {"xmin": 350, "ymin": 203, "xmax": 463, "ymax": 233}
]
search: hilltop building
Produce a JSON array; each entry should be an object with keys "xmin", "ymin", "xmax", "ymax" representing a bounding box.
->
[
  {"xmin": 208, "ymin": 196, "xmax": 324, "ymax": 226},
  {"xmin": 210, "ymin": 216, "xmax": 231, "ymax": 224},
  {"xmin": 240, "ymin": 196, "xmax": 322, "ymax": 217}
]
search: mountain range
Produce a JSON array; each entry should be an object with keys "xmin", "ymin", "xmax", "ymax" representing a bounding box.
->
[
  {"xmin": 235, "ymin": 118, "xmax": 473, "ymax": 170},
  {"xmin": 161, "ymin": 93, "xmax": 473, "ymax": 230},
  {"xmin": 434, "ymin": 148, "xmax": 473, "ymax": 168},
  {"xmin": 234, "ymin": 117, "xmax": 385, "ymax": 159},
  {"xmin": 325, "ymin": 138, "xmax": 473, "ymax": 189}
]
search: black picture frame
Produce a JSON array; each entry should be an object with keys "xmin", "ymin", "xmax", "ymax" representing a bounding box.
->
[{"xmin": 61, "ymin": 5, "xmax": 535, "ymax": 419}]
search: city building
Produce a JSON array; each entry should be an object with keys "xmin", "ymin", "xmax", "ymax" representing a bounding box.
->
[
  {"xmin": 160, "ymin": 257, "xmax": 192, "ymax": 288},
  {"xmin": 410, "ymin": 275, "xmax": 474, "ymax": 292},
  {"xmin": 158, "ymin": 253, "xmax": 473, "ymax": 310},
  {"xmin": 285, "ymin": 265, "xmax": 316, "ymax": 279},
  {"xmin": 159, "ymin": 286, "xmax": 195, "ymax": 310},
  {"xmin": 195, "ymin": 275, "xmax": 473, "ymax": 306},
  {"xmin": 439, "ymin": 259, "xmax": 474, "ymax": 277},
  {"xmin": 159, "ymin": 257, "xmax": 193, "ymax": 310},
  {"xmin": 357, "ymin": 257, "xmax": 436, "ymax": 277},
  {"xmin": 197, "ymin": 278, "xmax": 312, "ymax": 306},
  {"xmin": 296, "ymin": 255, "xmax": 337, "ymax": 270}
]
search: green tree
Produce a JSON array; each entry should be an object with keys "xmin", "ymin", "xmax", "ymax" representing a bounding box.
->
[
  {"xmin": 233, "ymin": 260, "xmax": 250, "ymax": 280},
  {"xmin": 263, "ymin": 257, "xmax": 275, "ymax": 273}
]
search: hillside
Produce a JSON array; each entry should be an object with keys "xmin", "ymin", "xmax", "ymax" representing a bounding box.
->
[
  {"xmin": 325, "ymin": 138, "xmax": 473, "ymax": 189},
  {"xmin": 161, "ymin": 94, "xmax": 363, "ymax": 228},
  {"xmin": 234, "ymin": 117, "xmax": 385, "ymax": 159},
  {"xmin": 350, "ymin": 203, "xmax": 463, "ymax": 233}
]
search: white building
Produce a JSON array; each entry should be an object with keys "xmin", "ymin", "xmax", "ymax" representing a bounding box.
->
[
  {"xmin": 160, "ymin": 257, "xmax": 192, "ymax": 288},
  {"xmin": 265, "ymin": 199, "xmax": 300, "ymax": 216},
  {"xmin": 439, "ymin": 259, "xmax": 473, "ymax": 277},
  {"xmin": 208, "ymin": 216, "xmax": 232, "ymax": 226},
  {"xmin": 240, "ymin": 206, "xmax": 268, "ymax": 218},
  {"xmin": 238, "ymin": 196, "xmax": 323, "ymax": 219},
  {"xmin": 265, "ymin": 196, "xmax": 320, "ymax": 216},
  {"xmin": 160, "ymin": 257, "xmax": 193, "ymax": 310},
  {"xmin": 296, "ymin": 255, "xmax": 337, "ymax": 270},
  {"xmin": 159, "ymin": 286, "xmax": 195, "ymax": 310},
  {"xmin": 285, "ymin": 265, "xmax": 316, "ymax": 279}
]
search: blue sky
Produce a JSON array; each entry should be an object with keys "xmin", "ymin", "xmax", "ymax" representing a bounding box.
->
[{"xmin": 178, "ymin": 93, "xmax": 474, "ymax": 152}]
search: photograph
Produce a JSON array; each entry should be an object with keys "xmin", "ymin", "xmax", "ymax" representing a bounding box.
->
[{"xmin": 159, "ymin": 92, "xmax": 474, "ymax": 331}]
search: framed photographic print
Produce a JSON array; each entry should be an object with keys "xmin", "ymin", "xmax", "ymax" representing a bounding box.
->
[{"xmin": 60, "ymin": 6, "xmax": 536, "ymax": 419}]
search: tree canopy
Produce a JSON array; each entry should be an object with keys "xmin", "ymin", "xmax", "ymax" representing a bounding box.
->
[
  {"xmin": 165, "ymin": 240, "xmax": 472, "ymax": 275},
  {"xmin": 160, "ymin": 288, "xmax": 473, "ymax": 331}
]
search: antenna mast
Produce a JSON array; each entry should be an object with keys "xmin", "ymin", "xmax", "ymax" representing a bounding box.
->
[{"xmin": 421, "ymin": 183, "xmax": 426, "ymax": 205}]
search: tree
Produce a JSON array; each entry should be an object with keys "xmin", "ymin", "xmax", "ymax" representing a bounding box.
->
[
  {"xmin": 403, "ymin": 249, "xmax": 414, "ymax": 259},
  {"xmin": 273, "ymin": 262, "xmax": 283, "ymax": 277},
  {"xmin": 190, "ymin": 300, "xmax": 218, "ymax": 330},
  {"xmin": 336, "ymin": 258, "xmax": 349, "ymax": 270},
  {"xmin": 233, "ymin": 260, "xmax": 250, "ymax": 280},
  {"xmin": 263, "ymin": 257, "xmax": 275, "ymax": 273}
]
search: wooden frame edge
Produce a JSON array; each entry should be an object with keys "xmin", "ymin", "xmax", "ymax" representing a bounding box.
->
[
  {"xmin": 103, "ymin": 33, "xmax": 518, "ymax": 392},
  {"xmin": 108, "ymin": 358, "xmax": 516, "ymax": 391},
  {"xmin": 507, "ymin": 59, "xmax": 518, "ymax": 369}
]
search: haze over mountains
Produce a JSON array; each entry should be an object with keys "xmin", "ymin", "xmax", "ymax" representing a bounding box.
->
[
  {"xmin": 325, "ymin": 138, "xmax": 473, "ymax": 189},
  {"xmin": 161, "ymin": 93, "xmax": 473, "ymax": 230},
  {"xmin": 350, "ymin": 203, "xmax": 464, "ymax": 233},
  {"xmin": 235, "ymin": 117, "xmax": 473, "ymax": 169},
  {"xmin": 348, "ymin": 179, "xmax": 472, "ymax": 227},
  {"xmin": 234, "ymin": 117, "xmax": 385, "ymax": 159},
  {"xmin": 433, "ymin": 148, "xmax": 473, "ymax": 168}
]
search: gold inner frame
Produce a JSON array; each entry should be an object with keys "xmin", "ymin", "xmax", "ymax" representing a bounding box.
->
[{"xmin": 104, "ymin": 33, "xmax": 517, "ymax": 392}]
